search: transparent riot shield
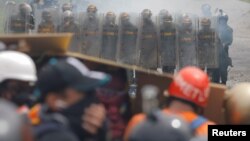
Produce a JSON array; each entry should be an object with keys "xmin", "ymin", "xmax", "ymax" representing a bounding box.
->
[
  {"xmin": 34, "ymin": 5, "xmax": 61, "ymax": 33},
  {"xmin": 37, "ymin": 8, "xmax": 59, "ymax": 33},
  {"xmin": 137, "ymin": 10, "xmax": 158, "ymax": 70},
  {"xmin": 157, "ymin": 11, "xmax": 177, "ymax": 73},
  {"xmin": 5, "ymin": 2, "xmax": 35, "ymax": 34},
  {"xmin": 117, "ymin": 13, "xmax": 139, "ymax": 65},
  {"xmin": 176, "ymin": 13, "xmax": 198, "ymax": 69},
  {"xmin": 4, "ymin": 1, "xmax": 17, "ymax": 33},
  {"xmin": 57, "ymin": 10, "xmax": 81, "ymax": 52},
  {"xmin": 197, "ymin": 16, "xmax": 219, "ymax": 70},
  {"xmin": 100, "ymin": 12, "xmax": 119, "ymax": 61},
  {"xmin": 79, "ymin": 11, "xmax": 102, "ymax": 57}
]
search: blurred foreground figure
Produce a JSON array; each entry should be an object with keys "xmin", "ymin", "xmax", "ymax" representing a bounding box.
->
[
  {"xmin": 224, "ymin": 83, "xmax": 250, "ymax": 124},
  {"xmin": 128, "ymin": 111, "xmax": 191, "ymax": 141},
  {"xmin": 0, "ymin": 99, "xmax": 22, "ymax": 141},
  {"xmin": 34, "ymin": 57, "xmax": 110, "ymax": 141},
  {"xmin": 38, "ymin": 10, "xmax": 56, "ymax": 33},
  {"xmin": 9, "ymin": 3, "xmax": 35, "ymax": 33},
  {"xmin": 125, "ymin": 67, "xmax": 214, "ymax": 140},
  {"xmin": 0, "ymin": 51, "xmax": 37, "ymax": 107}
]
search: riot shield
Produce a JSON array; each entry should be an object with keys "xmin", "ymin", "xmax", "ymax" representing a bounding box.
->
[
  {"xmin": 117, "ymin": 13, "xmax": 139, "ymax": 65},
  {"xmin": 100, "ymin": 12, "xmax": 119, "ymax": 61},
  {"xmin": 57, "ymin": 10, "xmax": 81, "ymax": 52},
  {"xmin": 157, "ymin": 11, "xmax": 177, "ymax": 73},
  {"xmin": 197, "ymin": 17, "xmax": 219, "ymax": 70},
  {"xmin": 34, "ymin": 6, "xmax": 61, "ymax": 33},
  {"xmin": 137, "ymin": 10, "xmax": 158, "ymax": 70},
  {"xmin": 79, "ymin": 12, "xmax": 102, "ymax": 57},
  {"xmin": 5, "ymin": 2, "xmax": 35, "ymax": 34},
  {"xmin": 176, "ymin": 13, "xmax": 198, "ymax": 69},
  {"xmin": 37, "ymin": 8, "xmax": 59, "ymax": 33},
  {"xmin": 4, "ymin": 1, "xmax": 17, "ymax": 33}
]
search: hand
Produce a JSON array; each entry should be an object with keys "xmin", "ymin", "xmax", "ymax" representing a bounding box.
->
[{"xmin": 82, "ymin": 104, "xmax": 106, "ymax": 134}]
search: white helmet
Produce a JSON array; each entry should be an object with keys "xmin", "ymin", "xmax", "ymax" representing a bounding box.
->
[{"xmin": 0, "ymin": 51, "xmax": 37, "ymax": 83}]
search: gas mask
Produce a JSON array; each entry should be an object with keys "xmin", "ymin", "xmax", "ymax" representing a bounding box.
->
[{"xmin": 88, "ymin": 12, "xmax": 96, "ymax": 20}]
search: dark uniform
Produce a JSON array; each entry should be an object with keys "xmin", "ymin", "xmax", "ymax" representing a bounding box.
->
[
  {"xmin": 81, "ymin": 5, "xmax": 101, "ymax": 57},
  {"xmin": 9, "ymin": 3, "xmax": 35, "ymax": 33},
  {"xmin": 118, "ymin": 13, "xmax": 138, "ymax": 65},
  {"xmin": 139, "ymin": 9, "xmax": 158, "ymax": 69},
  {"xmin": 159, "ymin": 11, "xmax": 177, "ymax": 73},
  {"xmin": 57, "ymin": 10, "xmax": 80, "ymax": 52},
  {"xmin": 198, "ymin": 18, "xmax": 218, "ymax": 78},
  {"xmin": 38, "ymin": 10, "xmax": 56, "ymax": 33},
  {"xmin": 178, "ymin": 15, "xmax": 196, "ymax": 69},
  {"xmin": 101, "ymin": 12, "xmax": 118, "ymax": 61}
]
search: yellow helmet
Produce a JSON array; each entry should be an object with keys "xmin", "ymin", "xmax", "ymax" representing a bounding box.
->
[{"xmin": 224, "ymin": 83, "xmax": 250, "ymax": 124}]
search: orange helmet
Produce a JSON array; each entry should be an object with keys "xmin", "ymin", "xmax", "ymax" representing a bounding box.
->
[{"xmin": 168, "ymin": 67, "xmax": 210, "ymax": 108}]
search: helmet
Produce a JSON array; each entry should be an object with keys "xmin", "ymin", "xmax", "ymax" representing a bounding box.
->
[
  {"xmin": 0, "ymin": 99, "xmax": 22, "ymax": 141},
  {"xmin": 120, "ymin": 12, "xmax": 130, "ymax": 22},
  {"xmin": 106, "ymin": 11, "xmax": 116, "ymax": 23},
  {"xmin": 142, "ymin": 9, "xmax": 152, "ymax": 19},
  {"xmin": 201, "ymin": 17, "xmax": 211, "ymax": 26},
  {"xmin": 160, "ymin": 10, "xmax": 172, "ymax": 23},
  {"xmin": 62, "ymin": 3, "xmax": 73, "ymax": 12},
  {"xmin": 182, "ymin": 14, "xmax": 192, "ymax": 27},
  {"xmin": 42, "ymin": 10, "xmax": 52, "ymax": 21},
  {"xmin": 224, "ymin": 83, "xmax": 250, "ymax": 124},
  {"xmin": 87, "ymin": 4, "xmax": 97, "ymax": 13},
  {"xmin": 0, "ymin": 51, "xmax": 37, "ymax": 83},
  {"xmin": 19, "ymin": 3, "xmax": 32, "ymax": 15},
  {"xmin": 128, "ymin": 111, "xmax": 191, "ymax": 141},
  {"xmin": 168, "ymin": 67, "xmax": 210, "ymax": 108}
]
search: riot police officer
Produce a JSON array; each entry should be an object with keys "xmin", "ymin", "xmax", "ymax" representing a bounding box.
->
[
  {"xmin": 101, "ymin": 11, "xmax": 119, "ymax": 61},
  {"xmin": 118, "ymin": 12, "xmax": 138, "ymax": 65},
  {"xmin": 178, "ymin": 14, "xmax": 196, "ymax": 69},
  {"xmin": 81, "ymin": 5, "xmax": 101, "ymax": 57},
  {"xmin": 38, "ymin": 10, "xmax": 56, "ymax": 33},
  {"xmin": 57, "ymin": 10, "xmax": 79, "ymax": 33},
  {"xmin": 198, "ymin": 18, "xmax": 218, "ymax": 78},
  {"xmin": 139, "ymin": 9, "xmax": 158, "ymax": 70},
  {"xmin": 159, "ymin": 10, "xmax": 177, "ymax": 73},
  {"xmin": 9, "ymin": 3, "xmax": 35, "ymax": 33}
]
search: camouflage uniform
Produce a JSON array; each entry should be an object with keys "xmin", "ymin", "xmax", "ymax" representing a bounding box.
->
[
  {"xmin": 159, "ymin": 11, "xmax": 176, "ymax": 73},
  {"xmin": 118, "ymin": 13, "xmax": 138, "ymax": 65},
  {"xmin": 101, "ymin": 12, "xmax": 118, "ymax": 61},
  {"xmin": 139, "ymin": 9, "xmax": 158, "ymax": 69}
]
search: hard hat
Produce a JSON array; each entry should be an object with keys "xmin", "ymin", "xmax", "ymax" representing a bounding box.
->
[
  {"xmin": 19, "ymin": 3, "xmax": 32, "ymax": 14},
  {"xmin": 168, "ymin": 67, "xmax": 210, "ymax": 108},
  {"xmin": 142, "ymin": 9, "xmax": 152, "ymax": 18},
  {"xmin": 224, "ymin": 83, "xmax": 250, "ymax": 124},
  {"xmin": 120, "ymin": 12, "xmax": 130, "ymax": 21},
  {"xmin": 128, "ymin": 111, "xmax": 191, "ymax": 141},
  {"xmin": 0, "ymin": 51, "xmax": 37, "ymax": 83}
]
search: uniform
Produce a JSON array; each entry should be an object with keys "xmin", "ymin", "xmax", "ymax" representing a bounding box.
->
[{"xmin": 119, "ymin": 13, "xmax": 138, "ymax": 65}]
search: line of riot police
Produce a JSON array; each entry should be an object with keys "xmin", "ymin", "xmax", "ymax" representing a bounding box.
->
[{"xmin": 3, "ymin": 2, "xmax": 231, "ymax": 84}]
